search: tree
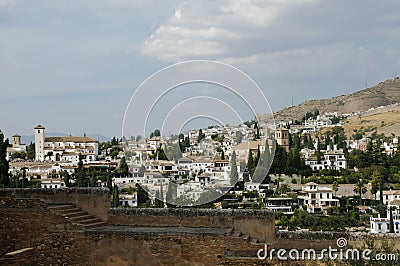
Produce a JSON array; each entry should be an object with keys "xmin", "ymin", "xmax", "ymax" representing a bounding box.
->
[
  {"xmin": 111, "ymin": 137, "xmax": 119, "ymax": 146},
  {"xmin": 138, "ymin": 165, "xmax": 146, "ymax": 177},
  {"xmin": 75, "ymin": 154, "xmax": 86, "ymax": 187},
  {"xmin": 230, "ymin": 152, "xmax": 239, "ymax": 186},
  {"xmin": 277, "ymin": 184, "xmax": 290, "ymax": 195},
  {"xmin": 316, "ymin": 138, "xmax": 322, "ymax": 164},
  {"xmin": 332, "ymin": 181, "xmax": 339, "ymax": 197},
  {"xmin": 61, "ymin": 170, "xmax": 71, "ymax": 187},
  {"xmin": 118, "ymin": 157, "xmax": 129, "ymax": 177},
  {"xmin": 166, "ymin": 181, "xmax": 175, "ymax": 203},
  {"xmin": 371, "ymin": 170, "xmax": 384, "ymax": 204},
  {"xmin": 261, "ymin": 139, "xmax": 271, "ymax": 168},
  {"xmin": 353, "ymin": 179, "xmax": 367, "ymax": 206},
  {"xmin": 247, "ymin": 149, "xmax": 255, "ymax": 177},
  {"xmin": 112, "ymin": 185, "xmax": 119, "ymax": 207},
  {"xmin": 136, "ymin": 183, "xmax": 149, "ymax": 206},
  {"xmin": 0, "ymin": 131, "xmax": 10, "ymax": 187},
  {"xmin": 236, "ymin": 131, "xmax": 243, "ymax": 145},
  {"xmin": 26, "ymin": 142, "xmax": 35, "ymax": 160},
  {"xmin": 197, "ymin": 129, "xmax": 205, "ymax": 143},
  {"xmin": 106, "ymin": 170, "xmax": 112, "ymax": 190},
  {"xmin": 91, "ymin": 172, "xmax": 96, "ymax": 187},
  {"xmin": 389, "ymin": 206, "xmax": 395, "ymax": 233}
]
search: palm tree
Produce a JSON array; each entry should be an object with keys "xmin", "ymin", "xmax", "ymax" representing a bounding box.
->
[
  {"xmin": 354, "ymin": 179, "xmax": 367, "ymax": 206},
  {"xmin": 332, "ymin": 181, "xmax": 339, "ymax": 197}
]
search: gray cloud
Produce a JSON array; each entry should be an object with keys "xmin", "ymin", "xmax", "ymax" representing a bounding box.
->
[{"xmin": 1, "ymin": 0, "xmax": 400, "ymax": 138}]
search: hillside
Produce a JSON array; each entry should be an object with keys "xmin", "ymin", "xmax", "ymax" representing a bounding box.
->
[
  {"xmin": 273, "ymin": 77, "xmax": 400, "ymax": 122},
  {"xmin": 343, "ymin": 104, "xmax": 400, "ymax": 137}
]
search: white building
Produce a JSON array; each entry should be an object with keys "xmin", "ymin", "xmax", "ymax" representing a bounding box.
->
[
  {"xmin": 370, "ymin": 201, "xmax": 400, "ymax": 234},
  {"xmin": 119, "ymin": 193, "xmax": 138, "ymax": 207},
  {"xmin": 305, "ymin": 150, "xmax": 347, "ymax": 171},
  {"xmin": 378, "ymin": 190, "xmax": 400, "ymax": 205},
  {"xmin": 6, "ymin": 134, "xmax": 27, "ymax": 161},
  {"xmin": 34, "ymin": 125, "xmax": 98, "ymax": 164},
  {"xmin": 297, "ymin": 182, "xmax": 340, "ymax": 213},
  {"xmin": 41, "ymin": 178, "xmax": 66, "ymax": 189},
  {"xmin": 265, "ymin": 197, "xmax": 296, "ymax": 214}
]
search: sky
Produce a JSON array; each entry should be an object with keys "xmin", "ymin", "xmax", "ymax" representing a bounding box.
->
[{"xmin": 1, "ymin": 0, "xmax": 400, "ymax": 139}]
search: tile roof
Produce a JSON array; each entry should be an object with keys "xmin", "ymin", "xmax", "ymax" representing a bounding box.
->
[{"xmin": 45, "ymin": 136, "xmax": 97, "ymax": 143}]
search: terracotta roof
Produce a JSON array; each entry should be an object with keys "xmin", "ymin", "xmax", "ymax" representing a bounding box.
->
[
  {"xmin": 45, "ymin": 136, "xmax": 97, "ymax": 143},
  {"xmin": 34, "ymin": 124, "xmax": 45, "ymax": 129},
  {"xmin": 234, "ymin": 141, "xmax": 263, "ymax": 151},
  {"xmin": 12, "ymin": 134, "xmax": 21, "ymax": 137}
]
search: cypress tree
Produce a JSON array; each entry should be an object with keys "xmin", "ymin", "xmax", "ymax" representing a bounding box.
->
[
  {"xmin": 0, "ymin": 131, "xmax": 10, "ymax": 187},
  {"xmin": 247, "ymin": 149, "xmax": 254, "ymax": 176},
  {"xmin": 112, "ymin": 185, "xmax": 119, "ymax": 207},
  {"xmin": 230, "ymin": 152, "xmax": 239, "ymax": 186}
]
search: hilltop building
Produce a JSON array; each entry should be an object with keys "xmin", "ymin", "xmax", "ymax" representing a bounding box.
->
[
  {"xmin": 6, "ymin": 134, "xmax": 27, "ymax": 161},
  {"xmin": 34, "ymin": 124, "xmax": 98, "ymax": 164}
]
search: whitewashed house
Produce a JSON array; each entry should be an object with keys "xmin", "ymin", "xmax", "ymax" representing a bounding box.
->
[{"xmin": 297, "ymin": 182, "xmax": 339, "ymax": 213}]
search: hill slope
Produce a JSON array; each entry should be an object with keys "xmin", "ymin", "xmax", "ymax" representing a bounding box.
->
[{"xmin": 274, "ymin": 77, "xmax": 400, "ymax": 122}]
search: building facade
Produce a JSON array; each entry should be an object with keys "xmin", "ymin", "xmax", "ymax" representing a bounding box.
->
[{"xmin": 34, "ymin": 125, "xmax": 98, "ymax": 164}]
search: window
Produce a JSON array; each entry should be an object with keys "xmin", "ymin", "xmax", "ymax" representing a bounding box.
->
[{"xmin": 378, "ymin": 223, "xmax": 382, "ymax": 230}]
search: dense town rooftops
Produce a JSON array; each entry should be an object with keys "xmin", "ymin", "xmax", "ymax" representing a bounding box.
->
[{"xmin": 44, "ymin": 136, "xmax": 97, "ymax": 143}]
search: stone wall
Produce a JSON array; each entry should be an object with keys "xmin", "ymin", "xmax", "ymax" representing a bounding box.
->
[
  {"xmin": 0, "ymin": 196, "xmax": 90, "ymax": 265},
  {"xmin": 108, "ymin": 208, "xmax": 275, "ymax": 243},
  {"xmin": 0, "ymin": 188, "xmax": 111, "ymax": 221}
]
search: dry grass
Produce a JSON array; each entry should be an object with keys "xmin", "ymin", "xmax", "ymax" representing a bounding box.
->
[{"xmin": 344, "ymin": 105, "xmax": 400, "ymax": 137}]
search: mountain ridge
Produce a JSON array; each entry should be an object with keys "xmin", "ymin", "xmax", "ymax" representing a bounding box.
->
[{"xmin": 274, "ymin": 77, "xmax": 400, "ymax": 122}]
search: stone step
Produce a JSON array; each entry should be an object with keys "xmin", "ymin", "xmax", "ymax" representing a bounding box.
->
[
  {"xmin": 75, "ymin": 218, "xmax": 103, "ymax": 225},
  {"xmin": 250, "ymin": 238, "xmax": 260, "ymax": 245},
  {"xmin": 57, "ymin": 208, "xmax": 82, "ymax": 214},
  {"xmin": 48, "ymin": 204, "xmax": 75, "ymax": 211},
  {"xmin": 231, "ymin": 232, "xmax": 242, "ymax": 238},
  {"xmin": 81, "ymin": 221, "xmax": 107, "ymax": 229},
  {"xmin": 62, "ymin": 211, "xmax": 88, "ymax": 218},
  {"xmin": 242, "ymin": 234, "xmax": 250, "ymax": 240},
  {"xmin": 68, "ymin": 214, "xmax": 94, "ymax": 222}
]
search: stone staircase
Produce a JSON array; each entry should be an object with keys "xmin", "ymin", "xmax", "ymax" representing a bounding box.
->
[{"xmin": 48, "ymin": 204, "xmax": 106, "ymax": 230}]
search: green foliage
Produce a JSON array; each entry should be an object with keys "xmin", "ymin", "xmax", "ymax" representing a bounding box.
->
[
  {"xmin": 0, "ymin": 131, "xmax": 10, "ymax": 187},
  {"xmin": 111, "ymin": 136, "xmax": 119, "ymax": 146},
  {"xmin": 230, "ymin": 152, "xmax": 239, "ymax": 186},
  {"xmin": 353, "ymin": 178, "xmax": 368, "ymax": 206},
  {"xmin": 118, "ymin": 157, "xmax": 129, "ymax": 177},
  {"xmin": 235, "ymin": 131, "xmax": 243, "ymax": 144},
  {"xmin": 247, "ymin": 149, "xmax": 255, "ymax": 176},
  {"xmin": 197, "ymin": 129, "xmax": 205, "ymax": 143},
  {"xmin": 149, "ymin": 129, "xmax": 161, "ymax": 139},
  {"xmin": 11, "ymin": 151, "xmax": 26, "ymax": 160},
  {"xmin": 136, "ymin": 183, "xmax": 150, "ymax": 206},
  {"xmin": 112, "ymin": 185, "xmax": 119, "ymax": 207},
  {"xmin": 26, "ymin": 142, "xmax": 35, "ymax": 160},
  {"xmin": 281, "ymin": 208, "xmax": 361, "ymax": 231},
  {"xmin": 75, "ymin": 154, "xmax": 86, "ymax": 187}
]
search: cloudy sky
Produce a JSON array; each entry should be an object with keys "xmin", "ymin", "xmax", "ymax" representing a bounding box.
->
[{"xmin": 1, "ymin": 0, "xmax": 400, "ymax": 139}]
